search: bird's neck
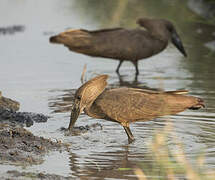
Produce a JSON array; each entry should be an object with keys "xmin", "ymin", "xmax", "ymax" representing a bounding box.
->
[
  {"xmin": 150, "ymin": 30, "xmax": 170, "ymax": 43},
  {"xmin": 84, "ymin": 104, "xmax": 103, "ymax": 119},
  {"xmin": 84, "ymin": 105, "xmax": 92, "ymax": 116},
  {"xmin": 84, "ymin": 96, "xmax": 108, "ymax": 120},
  {"xmin": 152, "ymin": 38, "xmax": 169, "ymax": 54}
]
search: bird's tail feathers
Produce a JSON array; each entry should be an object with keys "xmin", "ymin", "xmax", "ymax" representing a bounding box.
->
[
  {"xmin": 189, "ymin": 97, "xmax": 205, "ymax": 110},
  {"xmin": 49, "ymin": 29, "xmax": 92, "ymax": 48},
  {"xmin": 166, "ymin": 90, "xmax": 189, "ymax": 95}
]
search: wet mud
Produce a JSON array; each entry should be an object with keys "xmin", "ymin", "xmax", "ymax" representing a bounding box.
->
[
  {"xmin": 0, "ymin": 94, "xmax": 66, "ymax": 167},
  {"xmin": 0, "ymin": 123, "xmax": 66, "ymax": 166},
  {"xmin": 61, "ymin": 123, "xmax": 103, "ymax": 136},
  {"xmin": 0, "ymin": 91, "xmax": 48, "ymax": 127},
  {"xmin": 0, "ymin": 91, "xmax": 20, "ymax": 112},
  {"xmin": 0, "ymin": 108, "xmax": 49, "ymax": 127},
  {"xmin": 2, "ymin": 170, "xmax": 71, "ymax": 180}
]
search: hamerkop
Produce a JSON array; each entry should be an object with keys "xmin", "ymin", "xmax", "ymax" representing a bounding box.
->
[
  {"xmin": 69, "ymin": 75, "xmax": 204, "ymax": 143},
  {"xmin": 50, "ymin": 18, "xmax": 187, "ymax": 75}
]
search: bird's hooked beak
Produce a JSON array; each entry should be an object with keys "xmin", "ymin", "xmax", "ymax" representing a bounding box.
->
[
  {"xmin": 68, "ymin": 100, "xmax": 83, "ymax": 130},
  {"xmin": 171, "ymin": 30, "xmax": 187, "ymax": 57},
  {"xmin": 68, "ymin": 74, "xmax": 109, "ymax": 131},
  {"xmin": 49, "ymin": 35, "xmax": 59, "ymax": 44}
]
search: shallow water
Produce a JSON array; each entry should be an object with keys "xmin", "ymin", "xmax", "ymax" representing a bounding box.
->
[{"xmin": 0, "ymin": 0, "xmax": 215, "ymax": 179}]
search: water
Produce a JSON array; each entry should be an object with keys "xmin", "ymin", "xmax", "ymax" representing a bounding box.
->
[{"xmin": 0, "ymin": 0, "xmax": 215, "ymax": 179}]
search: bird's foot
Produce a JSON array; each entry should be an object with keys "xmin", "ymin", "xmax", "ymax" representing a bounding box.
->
[{"xmin": 128, "ymin": 137, "xmax": 135, "ymax": 144}]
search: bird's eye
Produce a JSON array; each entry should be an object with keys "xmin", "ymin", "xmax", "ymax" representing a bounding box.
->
[{"xmin": 77, "ymin": 95, "xmax": 81, "ymax": 100}]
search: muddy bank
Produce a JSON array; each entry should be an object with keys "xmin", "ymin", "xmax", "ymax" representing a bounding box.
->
[
  {"xmin": 0, "ymin": 123, "xmax": 66, "ymax": 166},
  {"xmin": 0, "ymin": 91, "xmax": 48, "ymax": 127},
  {"xmin": 0, "ymin": 91, "xmax": 20, "ymax": 112},
  {"xmin": 1, "ymin": 170, "xmax": 72, "ymax": 180}
]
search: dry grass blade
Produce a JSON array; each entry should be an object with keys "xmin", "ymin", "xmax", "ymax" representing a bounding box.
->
[
  {"xmin": 81, "ymin": 64, "xmax": 87, "ymax": 84},
  {"xmin": 134, "ymin": 119, "xmax": 215, "ymax": 180},
  {"xmin": 134, "ymin": 168, "xmax": 148, "ymax": 180}
]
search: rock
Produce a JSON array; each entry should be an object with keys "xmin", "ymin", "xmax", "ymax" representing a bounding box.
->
[{"xmin": 0, "ymin": 108, "xmax": 49, "ymax": 127}]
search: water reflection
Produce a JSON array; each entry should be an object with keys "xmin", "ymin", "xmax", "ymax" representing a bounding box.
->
[
  {"xmin": 111, "ymin": 74, "xmax": 165, "ymax": 91},
  {"xmin": 68, "ymin": 145, "xmax": 142, "ymax": 179},
  {"xmin": 48, "ymin": 89, "xmax": 76, "ymax": 113}
]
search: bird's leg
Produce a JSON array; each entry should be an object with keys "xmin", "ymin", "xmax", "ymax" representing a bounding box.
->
[
  {"xmin": 123, "ymin": 126, "xmax": 135, "ymax": 144},
  {"xmin": 132, "ymin": 61, "xmax": 139, "ymax": 75},
  {"xmin": 116, "ymin": 60, "xmax": 123, "ymax": 74},
  {"xmin": 134, "ymin": 74, "xmax": 138, "ymax": 82}
]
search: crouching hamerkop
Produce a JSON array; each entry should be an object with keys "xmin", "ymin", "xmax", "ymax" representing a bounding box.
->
[
  {"xmin": 69, "ymin": 75, "xmax": 204, "ymax": 143},
  {"xmin": 50, "ymin": 17, "xmax": 187, "ymax": 75}
]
